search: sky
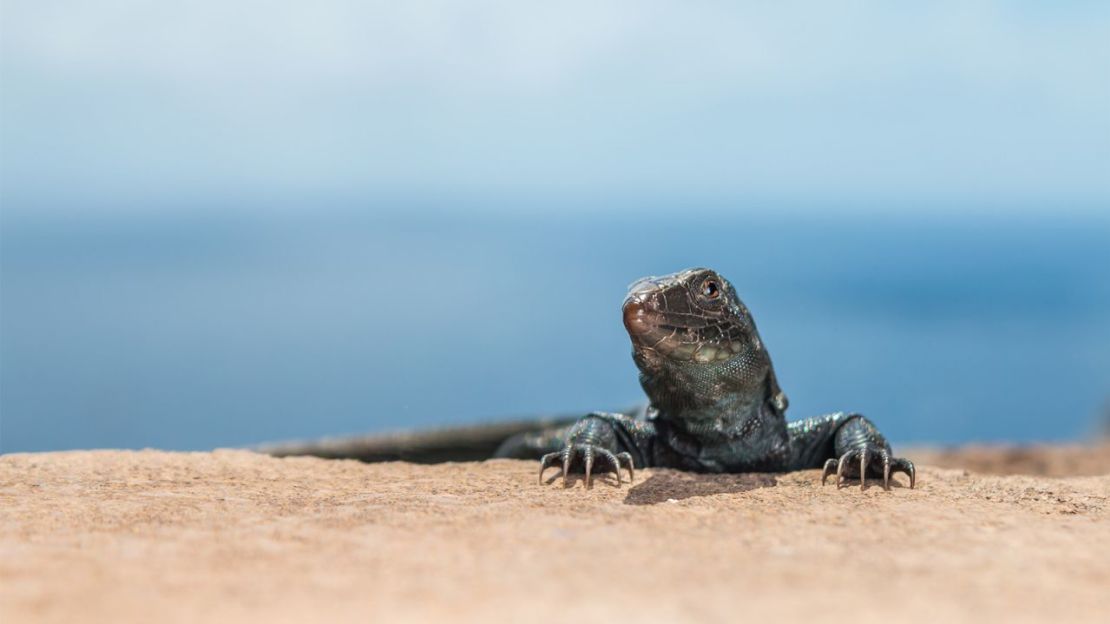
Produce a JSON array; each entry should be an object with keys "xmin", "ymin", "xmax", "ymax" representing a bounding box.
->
[
  {"xmin": 2, "ymin": 1, "xmax": 1109, "ymax": 216},
  {"xmin": 2, "ymin": 2, "xmax": 1109, "ymax": 452}
]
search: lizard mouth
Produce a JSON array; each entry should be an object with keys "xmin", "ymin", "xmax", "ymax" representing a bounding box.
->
[{"xmin": 622, "ymin": 275, "xmax": 740, "ymax": 363}]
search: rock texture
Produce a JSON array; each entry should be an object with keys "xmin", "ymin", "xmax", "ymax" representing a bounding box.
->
[{"xmin": 2, "ymin": 447, "xmax": 1108, "ymax": 623}]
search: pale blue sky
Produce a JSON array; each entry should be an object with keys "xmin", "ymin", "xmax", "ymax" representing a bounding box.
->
[{"xmin": 2, "ymin": 1, "xmax": 1108, "ymax": 216}]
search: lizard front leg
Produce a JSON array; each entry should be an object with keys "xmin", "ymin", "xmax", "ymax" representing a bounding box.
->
[
  {"xmin": 788, "ymin": 412, "xmax": 915, "ymax": 490},
  {"xmin": 538, "ymin": 412, "xmax": 649, "ymax": 488}
]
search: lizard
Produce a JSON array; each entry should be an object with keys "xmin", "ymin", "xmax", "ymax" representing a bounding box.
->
[{"xmin": 262, "ymin": 267, "xmax": 914, "ymax": 490}]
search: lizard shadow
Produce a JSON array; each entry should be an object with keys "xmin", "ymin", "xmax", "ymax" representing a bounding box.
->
[{"xmin": 622, "ymin": 469, "xmax": 777, "ymax": 505}]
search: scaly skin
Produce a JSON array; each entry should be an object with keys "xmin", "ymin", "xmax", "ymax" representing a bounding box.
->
[{"xmin": 497, "ymin": 267, "xmax": 915, "ymax": 490}]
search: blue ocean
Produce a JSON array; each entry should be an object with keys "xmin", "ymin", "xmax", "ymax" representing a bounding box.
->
[{"xmin": 2, "ymin": 207, "xmax": 1108, "ymax": 452}]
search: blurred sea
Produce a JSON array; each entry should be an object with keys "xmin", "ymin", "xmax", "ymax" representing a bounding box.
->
[{"xmin": 2, "ymin": 206, "xmax": 1108, "ymax": 452}]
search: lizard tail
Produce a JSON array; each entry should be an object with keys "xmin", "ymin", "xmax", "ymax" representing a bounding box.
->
[{"xmin": 253, "ymin": 415, "xmax": 581, "ymax": 463}]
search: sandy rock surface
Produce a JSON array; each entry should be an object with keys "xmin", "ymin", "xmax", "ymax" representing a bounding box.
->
[{"xmin": 2, "ymin": 448, "xmax": 1108, "ymax": 624}]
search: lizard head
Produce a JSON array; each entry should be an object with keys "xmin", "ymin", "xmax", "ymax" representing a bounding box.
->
[{"xmin": 622, "ymin": 268, "xmax": 781, "ymax": 412}]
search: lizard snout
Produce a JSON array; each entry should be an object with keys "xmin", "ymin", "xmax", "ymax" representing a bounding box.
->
[
  {"xmin": 622, "ymin": 295, "xmax": 651, "ymax": 338},
  {"xmin": 622, "ymin": 278, "xmax": 665, "ymax": 339}
]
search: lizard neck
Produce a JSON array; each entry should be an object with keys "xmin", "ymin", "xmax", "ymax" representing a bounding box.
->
[
  {"xmin": 634, "ymin": 339, "xmax": 790, "ymax": 441},
  {"xmin": 655, "ymin": 393, "xmax": 765, "ymax": 439},
  {"xmin": 639, "ymin": 358, "xmax": 791, "ymax": 470},
  {"xmin": 647, "ymin": 378, "xmax": 790, "ymax": 471},
  {"xmin": 634, "ymin": 346, "xmax": 782, "ymax": 426}
]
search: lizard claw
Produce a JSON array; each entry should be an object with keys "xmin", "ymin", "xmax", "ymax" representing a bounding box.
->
[
  {"xmin": 891, "ymin": 457, "xmax": 915, "ymax": 489},
  {"xmin": 583, "ymin": 447, "xmax": 595, "ymax": 488},
  {"xmin": 616, "ymin": 452, "xmax": 635, "ymax": 484},
  {"xmin": 821, "ymin": 447, "xmax": 916, "ymax": 490},
  {"xmin": 858, "ymin": 447, "xmax": 870, "ymax": 490},
  {"xmin": 596, "ymin": 449, "xmax": 625, "ymax": 486},
  {"xmin": 835, "ymin": 450, "xmax": 851, "ymax": 488},
  {"xmin": 821, "ymin": 458, "xmax": 838, "ymax": 485},
  {"xmin": 882, "ymin": 452, "xmax": 891, "ymax": 490},
  {"xmin": 538, "ymin": 452, "xmax": 560, "ymax": 484},
  {"xmin": 538, "ymin": 444, "xmax": 632, "ymax": 488}
]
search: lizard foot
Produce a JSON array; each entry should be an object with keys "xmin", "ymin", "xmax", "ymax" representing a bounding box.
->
[
  {"xmin": 538, "ymin": 445, "xmax": 635, "ymax": 488},
  {"xmin": 820, "ymin": 447, "xmax": 915, "ymax": 490}
]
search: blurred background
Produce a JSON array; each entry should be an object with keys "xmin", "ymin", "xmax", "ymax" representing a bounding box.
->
[{"xmin": 1, "ymin": 1, "xmax": 1107, "ymax": 453}]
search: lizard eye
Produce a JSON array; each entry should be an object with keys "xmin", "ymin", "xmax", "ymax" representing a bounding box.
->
[{"xmin": 701, "ymin": 279, "xmax": 720, "ymax": 299}]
